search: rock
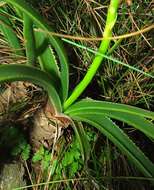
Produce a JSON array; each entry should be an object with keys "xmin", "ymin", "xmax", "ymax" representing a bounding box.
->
[{"xmin": 0, "ymin": 162, "xmax": 27, "ymax": 190}]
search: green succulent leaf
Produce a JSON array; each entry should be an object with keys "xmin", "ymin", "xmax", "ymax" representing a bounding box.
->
[
  {"xmin": 65, "ymin": 99, "xmax": 154, "ymax": 119},
  {"xmin": 71, "ymin": 121, "xmax": 90, "ymax": 162},
  {"xmin": 23, "ymin": 14, "xmax": 36, "ymax": 65},
  {"xmin": 0, "ymin": 64, "xmax": 62, "ymax": 112},
  {"xmin": 34, "ymin": 30, "xmax": 60, "ymax": 80},
  {"xmin": 65, "ymin": 99, "xmax": 154, "ymax": 139},
  {"xmin": 69, "ymin": 113, "xmax": 154, "ymax": 178},
  {"xmin": 63, "ymin": 0, "xmax": 119, "ymax": 109},
  {"xmin": 5, "ymin": 0, "xmax": 69, "ymax": 103}
]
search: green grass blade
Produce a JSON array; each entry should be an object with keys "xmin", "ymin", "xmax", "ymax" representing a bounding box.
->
[
  {"xmin": 0, "ymin": 64, "xmax": 62, "ymax": 112},
  {"xmin": 5, "ymin": 0, "xmax": 69, "ymax": 102},
  {"xmin": 0, "ymin": 9, "xmax": 24, "ymax": 56},
  {"xmin": 62, "ymin": 39, "xmax": 154, "ymax": 79},
  {"xmin": 23, "ymin": 14, "xmax": 36, "ymax": 65},
  {"xmin": 70, "ymin": 113, "xmax": 154, "ymax": 178}
]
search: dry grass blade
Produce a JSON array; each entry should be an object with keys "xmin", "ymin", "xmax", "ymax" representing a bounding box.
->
[{"xmin": 34, "ymin": 24, "xmax": 154, "ymax": 41}]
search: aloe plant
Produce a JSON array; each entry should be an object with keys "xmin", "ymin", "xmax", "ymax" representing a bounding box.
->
[{"xmin": 0, "ymin": 0, "xmax": 154, "ymax": 180}]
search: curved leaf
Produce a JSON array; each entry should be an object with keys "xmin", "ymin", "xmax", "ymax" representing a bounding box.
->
[
  {"xmin": 0, "ymin": 64, "xmax": 62, "ymax": 112},
  {"xmin": 71, "ymin": 121, "xmax": 90, "ymax": 162},
  {"xmin": 69, "ymin": 113, "xmax": 154, "ymax": 178},
  {"xmin": 65, "ymin": 99, "xmax": 154, "ymax": 119},
  {"xmin": 65, "ymin": 99, "xmax": 154, "ymax": 140},
  {"xmin": 5, "ymin": 0, "xmax": 69, "ymax": 102}
]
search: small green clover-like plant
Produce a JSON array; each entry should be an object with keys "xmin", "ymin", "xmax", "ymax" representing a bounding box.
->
[
  {"xmin": 32, "ymin": 146, "xmax": 45, "ymax": 163},
  {"xmin": 0, "ymin": 0, "xmax": 154, "ymax": 181},
  {"xmin": 11, "ymin": 135, "xmax": 31, "ymax": 161},
  {"xmin": 32, "ymin": 128, "xmax": 94, "ymax": 178},
  {"xmin": 21, "ymin": 143, "xmax": 31, "ymax": 161},
  {"xmin": 32, "ymin": 146, "xmax": 51, "ymax": 170},
  {"xmin": 59, "ymin": 136, "xmax": 83, "ymax": 178}
]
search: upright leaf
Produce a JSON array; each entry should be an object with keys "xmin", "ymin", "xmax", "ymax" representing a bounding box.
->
[
  {"xmin": 23, "ymin": 14, "xmax": 36, "ymax": 65},
  {"xmin": 34, "ymin": 30, "xmax": 60, "ymax": 80},
  {"xmin": 5, "ymin": 0, "xmax": 69, "ymax": 102}
]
